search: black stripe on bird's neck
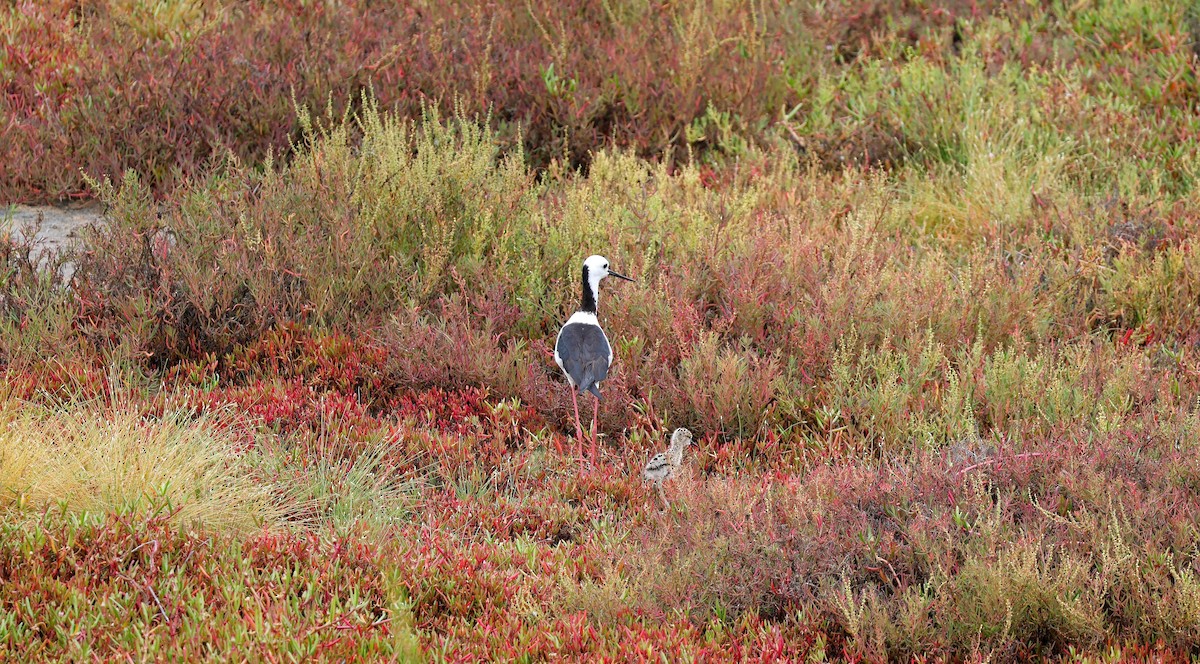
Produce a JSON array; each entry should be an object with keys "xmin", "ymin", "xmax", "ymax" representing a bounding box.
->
[{"xmin": 580, "ymin": 265, "xmax": 597, "ymax": 313}]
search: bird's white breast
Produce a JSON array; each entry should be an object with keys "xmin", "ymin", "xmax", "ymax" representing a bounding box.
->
[{"xmin": 565, "ymin": 311, "xmax": 599, "ymax": 326}]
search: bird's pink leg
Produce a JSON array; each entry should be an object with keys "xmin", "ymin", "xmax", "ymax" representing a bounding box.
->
[
  {"xmin": 570, "ymin": 388, "xmax": 584, "ymax": 460},
  {"xmin": 590, "ymin": 396, "xmax": 599, "ymax": 462}
]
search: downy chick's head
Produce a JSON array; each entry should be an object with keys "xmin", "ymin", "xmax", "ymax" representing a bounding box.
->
[
  {"xmin": 666, "ymin": 427, "xmax": 693, "ymax": 466},
  {"xmin": 668, "ymin": 427, "xmax": 693, "ymax": 451}
]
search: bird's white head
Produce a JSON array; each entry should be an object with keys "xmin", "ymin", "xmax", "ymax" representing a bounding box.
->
[{"xmin": 580, "ymin": 255, "xmax": 634, "ymax": 312}]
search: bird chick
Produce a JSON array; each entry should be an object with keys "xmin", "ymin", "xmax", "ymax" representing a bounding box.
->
[{"xmin": 642, "ymin": 427, "xmax": 693, "ymax": 509}]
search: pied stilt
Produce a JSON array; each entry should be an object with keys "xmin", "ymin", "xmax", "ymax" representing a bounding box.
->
[
  {"xmin": 554, "ymin": 255, "xmax": 634, "ymax": 460},
  {"xmin": 642, "ymin": 427, "xmax": 694, "ymax": 509}
]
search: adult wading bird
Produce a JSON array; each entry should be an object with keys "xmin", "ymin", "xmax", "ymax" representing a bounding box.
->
[
  {"xmin": 642, "ymin": 427, "xmax": 694, "ymax": 509},
  {"xmin": 554, "ymin": 254, "xmax": 634, "ymax": 461}
]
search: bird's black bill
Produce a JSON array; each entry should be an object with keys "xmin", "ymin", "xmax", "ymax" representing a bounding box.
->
[{"xmin": 609, "ymin": 270, "xmax": 635, "ymax": 283}]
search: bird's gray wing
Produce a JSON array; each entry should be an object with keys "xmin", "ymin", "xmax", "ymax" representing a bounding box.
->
[
  {"xmin": 585, "ymin": 351, "xmax": 610, "ymax": 398},
  {"xmin": 555, "ymin": 323, "xmax": 611, "ymax": 397}
]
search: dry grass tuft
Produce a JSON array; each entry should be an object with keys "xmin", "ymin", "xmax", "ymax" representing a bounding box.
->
[{"xmin": 0, "ymin": 402, "xmax": 279, "ymax": 533}]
